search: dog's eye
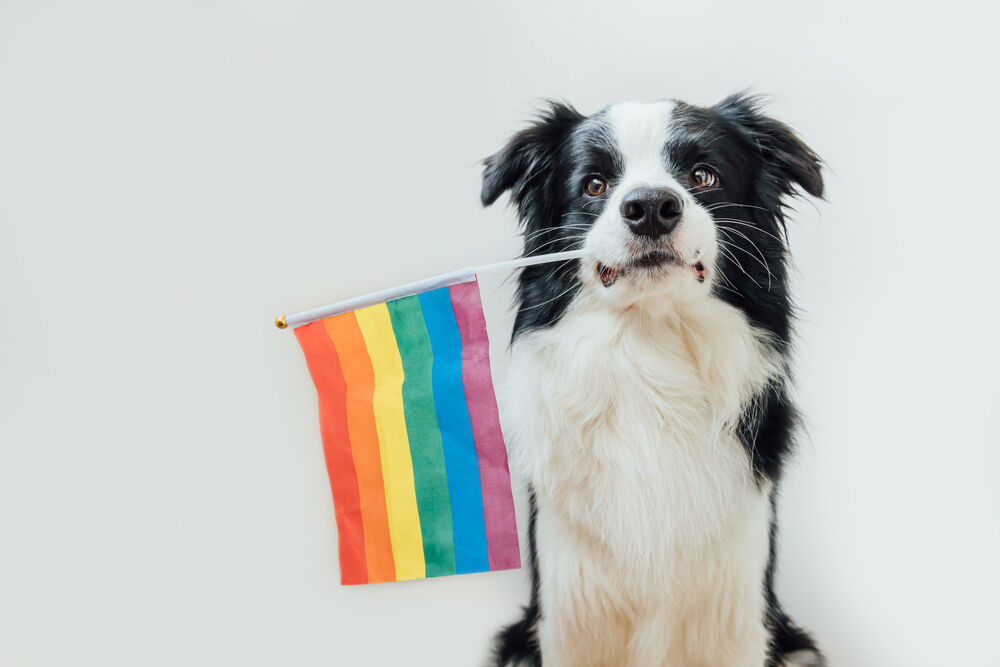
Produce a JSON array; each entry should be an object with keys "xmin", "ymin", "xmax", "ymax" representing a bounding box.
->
[
  {"xmin": 690, "ymin": 166, "xmax": 719, "ymax": 188},
  {"xmin": 584, "ymin": 177, "xmax": 607, "ymax": 197}
]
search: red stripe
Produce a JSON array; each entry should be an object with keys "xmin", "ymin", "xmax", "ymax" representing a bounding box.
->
[{"xmin": 295, "ymin": 321, "xmax": 368, "ymax": 584}]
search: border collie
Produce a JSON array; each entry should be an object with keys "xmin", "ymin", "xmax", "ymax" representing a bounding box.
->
[{"xmin": 480, "ymin": 94, "xmax": 825, "ymax": 667}]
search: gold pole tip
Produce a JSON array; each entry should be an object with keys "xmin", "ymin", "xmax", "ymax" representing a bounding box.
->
[{"xmin": 275, "ymin": 316, "xmax": 288, "ymax": 329}]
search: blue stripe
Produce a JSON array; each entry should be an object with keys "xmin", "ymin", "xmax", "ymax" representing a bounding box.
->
[{"xmin": 417, "ymin": 286, "xmax": 490, "ymax": 574}]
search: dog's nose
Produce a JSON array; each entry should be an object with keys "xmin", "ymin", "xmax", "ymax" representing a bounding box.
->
[{"xmin": 619, "ymin": 187, "xmax": 684, "ymax": 238}]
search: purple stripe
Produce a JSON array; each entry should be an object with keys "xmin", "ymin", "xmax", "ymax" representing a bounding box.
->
[{"xmin": 448, "ymin": 280, "xmax": 521, "ymax": 571}]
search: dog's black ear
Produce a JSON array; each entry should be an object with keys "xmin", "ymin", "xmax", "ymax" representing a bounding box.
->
[
  {"xmin": 715, "ymin": 93, "xmax": 824, "ymax": 199},
  {"xmin": 481, "ymin": 102, "xmax": 584, "ymax": 208}
]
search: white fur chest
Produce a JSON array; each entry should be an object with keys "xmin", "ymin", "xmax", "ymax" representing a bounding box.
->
[{"xmin": 503, "ymin": 294, "xmax": 782, "ymax": 666}]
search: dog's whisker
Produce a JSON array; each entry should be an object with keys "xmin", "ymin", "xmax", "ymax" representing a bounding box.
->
[
  {"xmin": 720, "ymin": 229, "xmax": 773, "ymax": 281},
  {"xmin": 712, "ymin": 271, "xmax": 741, "ymax": 297},
  {"xmin": 521, "ymin": 225, "xmax": 590, "ymax": 240},
  {"xmin": 716, "ymin": 242, "xmax": 761, "ymax": 289},
  {"xmin": 525, "ymin": 235, "xmax": 589, "ymax": 255},
  {"xmin": 521, "ymin": 224, "xmax": 592, "ymax": 244},
  {"xmin": 718, "ymin": 236, "xmax": 774, "ymax": 291},
  {"xmin": 714, "ymin": 218, "xmax": 787, "ymax": 244},
  {"xmin": 705, "ymin": 202, "xmax": 770, "ymax": 213},
  {"xmin": 519, "ymin": 282, "xmax": 580, "ymax": 312},
  {"xmin": 716, "ymin": 227, "xmax": 776, "ymax": 289}
]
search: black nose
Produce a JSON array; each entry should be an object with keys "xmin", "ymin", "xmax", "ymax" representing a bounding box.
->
[{"xmin": 619, "ymin": 187, "xmax": 685, "ymax": 238}]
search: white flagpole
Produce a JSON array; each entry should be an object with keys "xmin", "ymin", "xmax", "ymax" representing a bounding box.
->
[{"xmin": 275, "ymin": 249, "xmax": 587, "ymax": 329}]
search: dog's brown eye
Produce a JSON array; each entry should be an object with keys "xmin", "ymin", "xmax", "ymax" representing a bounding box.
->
[
  {"xmin": 690, "ymin": 166, "xmax": 718, "ymax": 188},
  {"xmin": 584, "ymin": 177, "xmax": 607, "ymax": 197}
]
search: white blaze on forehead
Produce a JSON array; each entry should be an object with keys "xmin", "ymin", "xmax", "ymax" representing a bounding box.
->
[{"xmin": 606, "ymin": 100, "xmax": 678, "ymax": 186}]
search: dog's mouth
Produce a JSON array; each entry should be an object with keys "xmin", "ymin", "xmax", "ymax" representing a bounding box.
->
[
  {"xmin": 596, "ymin": 252, "xmax": 707, "ymax": 288},
  {"xmin": 597, "ymin": 263, "xmax": 623, "ymax": 288}
]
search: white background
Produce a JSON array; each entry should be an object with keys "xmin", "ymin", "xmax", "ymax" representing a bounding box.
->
[{"xmin": 2, "ymin": 1, "xmax": 998, "ymax": 665}]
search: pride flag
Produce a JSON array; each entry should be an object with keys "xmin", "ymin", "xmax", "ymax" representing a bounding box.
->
[{"xmin": 293, "ymin": 278, "xmax": 521, "ymax": 584}]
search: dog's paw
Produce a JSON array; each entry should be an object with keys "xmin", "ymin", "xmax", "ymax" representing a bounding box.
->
[{"xmin": 783, "ymin": 649, "xmax": 826, "ymax": 667}]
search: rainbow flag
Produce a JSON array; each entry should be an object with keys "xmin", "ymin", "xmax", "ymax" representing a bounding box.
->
[{"xmin": 293, "ymin": 278, "xmax": 521, "ymax": 584}]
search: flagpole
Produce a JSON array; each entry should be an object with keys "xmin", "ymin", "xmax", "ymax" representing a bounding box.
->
[{"xmin": 275, "ymin": 249, "xmax": 587, "ymax": 329}]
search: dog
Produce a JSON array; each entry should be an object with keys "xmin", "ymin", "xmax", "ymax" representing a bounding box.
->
[{"xmin": 480, "ymin": 93, "xmax": 825, "ymax": 667}]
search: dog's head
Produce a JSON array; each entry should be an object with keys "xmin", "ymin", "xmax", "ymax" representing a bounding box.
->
[{"xmin": 482, "ymin": 93, "xmax": 823, "ymax": 342}]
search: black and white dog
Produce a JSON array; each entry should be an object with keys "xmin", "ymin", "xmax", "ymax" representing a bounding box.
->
[{"xmin": 481, "ymin": 94, "xmax": 825, "ymax": 667}]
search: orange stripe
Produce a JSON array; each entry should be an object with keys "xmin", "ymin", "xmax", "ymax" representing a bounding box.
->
[
  {"xmin": 324, "ymin": 313, "xmax": 397, "ymax": 583},
  {"xmin": 294, "ymin": 322, "xmax": 367, "ymax": 584}
]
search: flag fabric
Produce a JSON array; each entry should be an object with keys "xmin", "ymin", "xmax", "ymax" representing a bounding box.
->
[{"xmin": 293, "ymin": 277, "xmax": 521, "ymax": 585}]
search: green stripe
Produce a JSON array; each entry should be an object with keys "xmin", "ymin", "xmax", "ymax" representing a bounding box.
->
[{"xmin": 386, "ymin": 296, "xmax": 456, "ymax": 577}]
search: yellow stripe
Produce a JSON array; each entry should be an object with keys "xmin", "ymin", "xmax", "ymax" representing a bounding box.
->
[{"xmin": 354, "ymin": 304, "xmax": 426, "ymax": 580}]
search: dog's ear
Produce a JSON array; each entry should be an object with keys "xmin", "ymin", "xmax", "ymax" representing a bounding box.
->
[
  {"xmin": 714, "ymin": 93, "xmax": 824, "ymax": 200},
  {"xmin": 481, "ymin": 102, "xmax": 584, "ymax": 209}
]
